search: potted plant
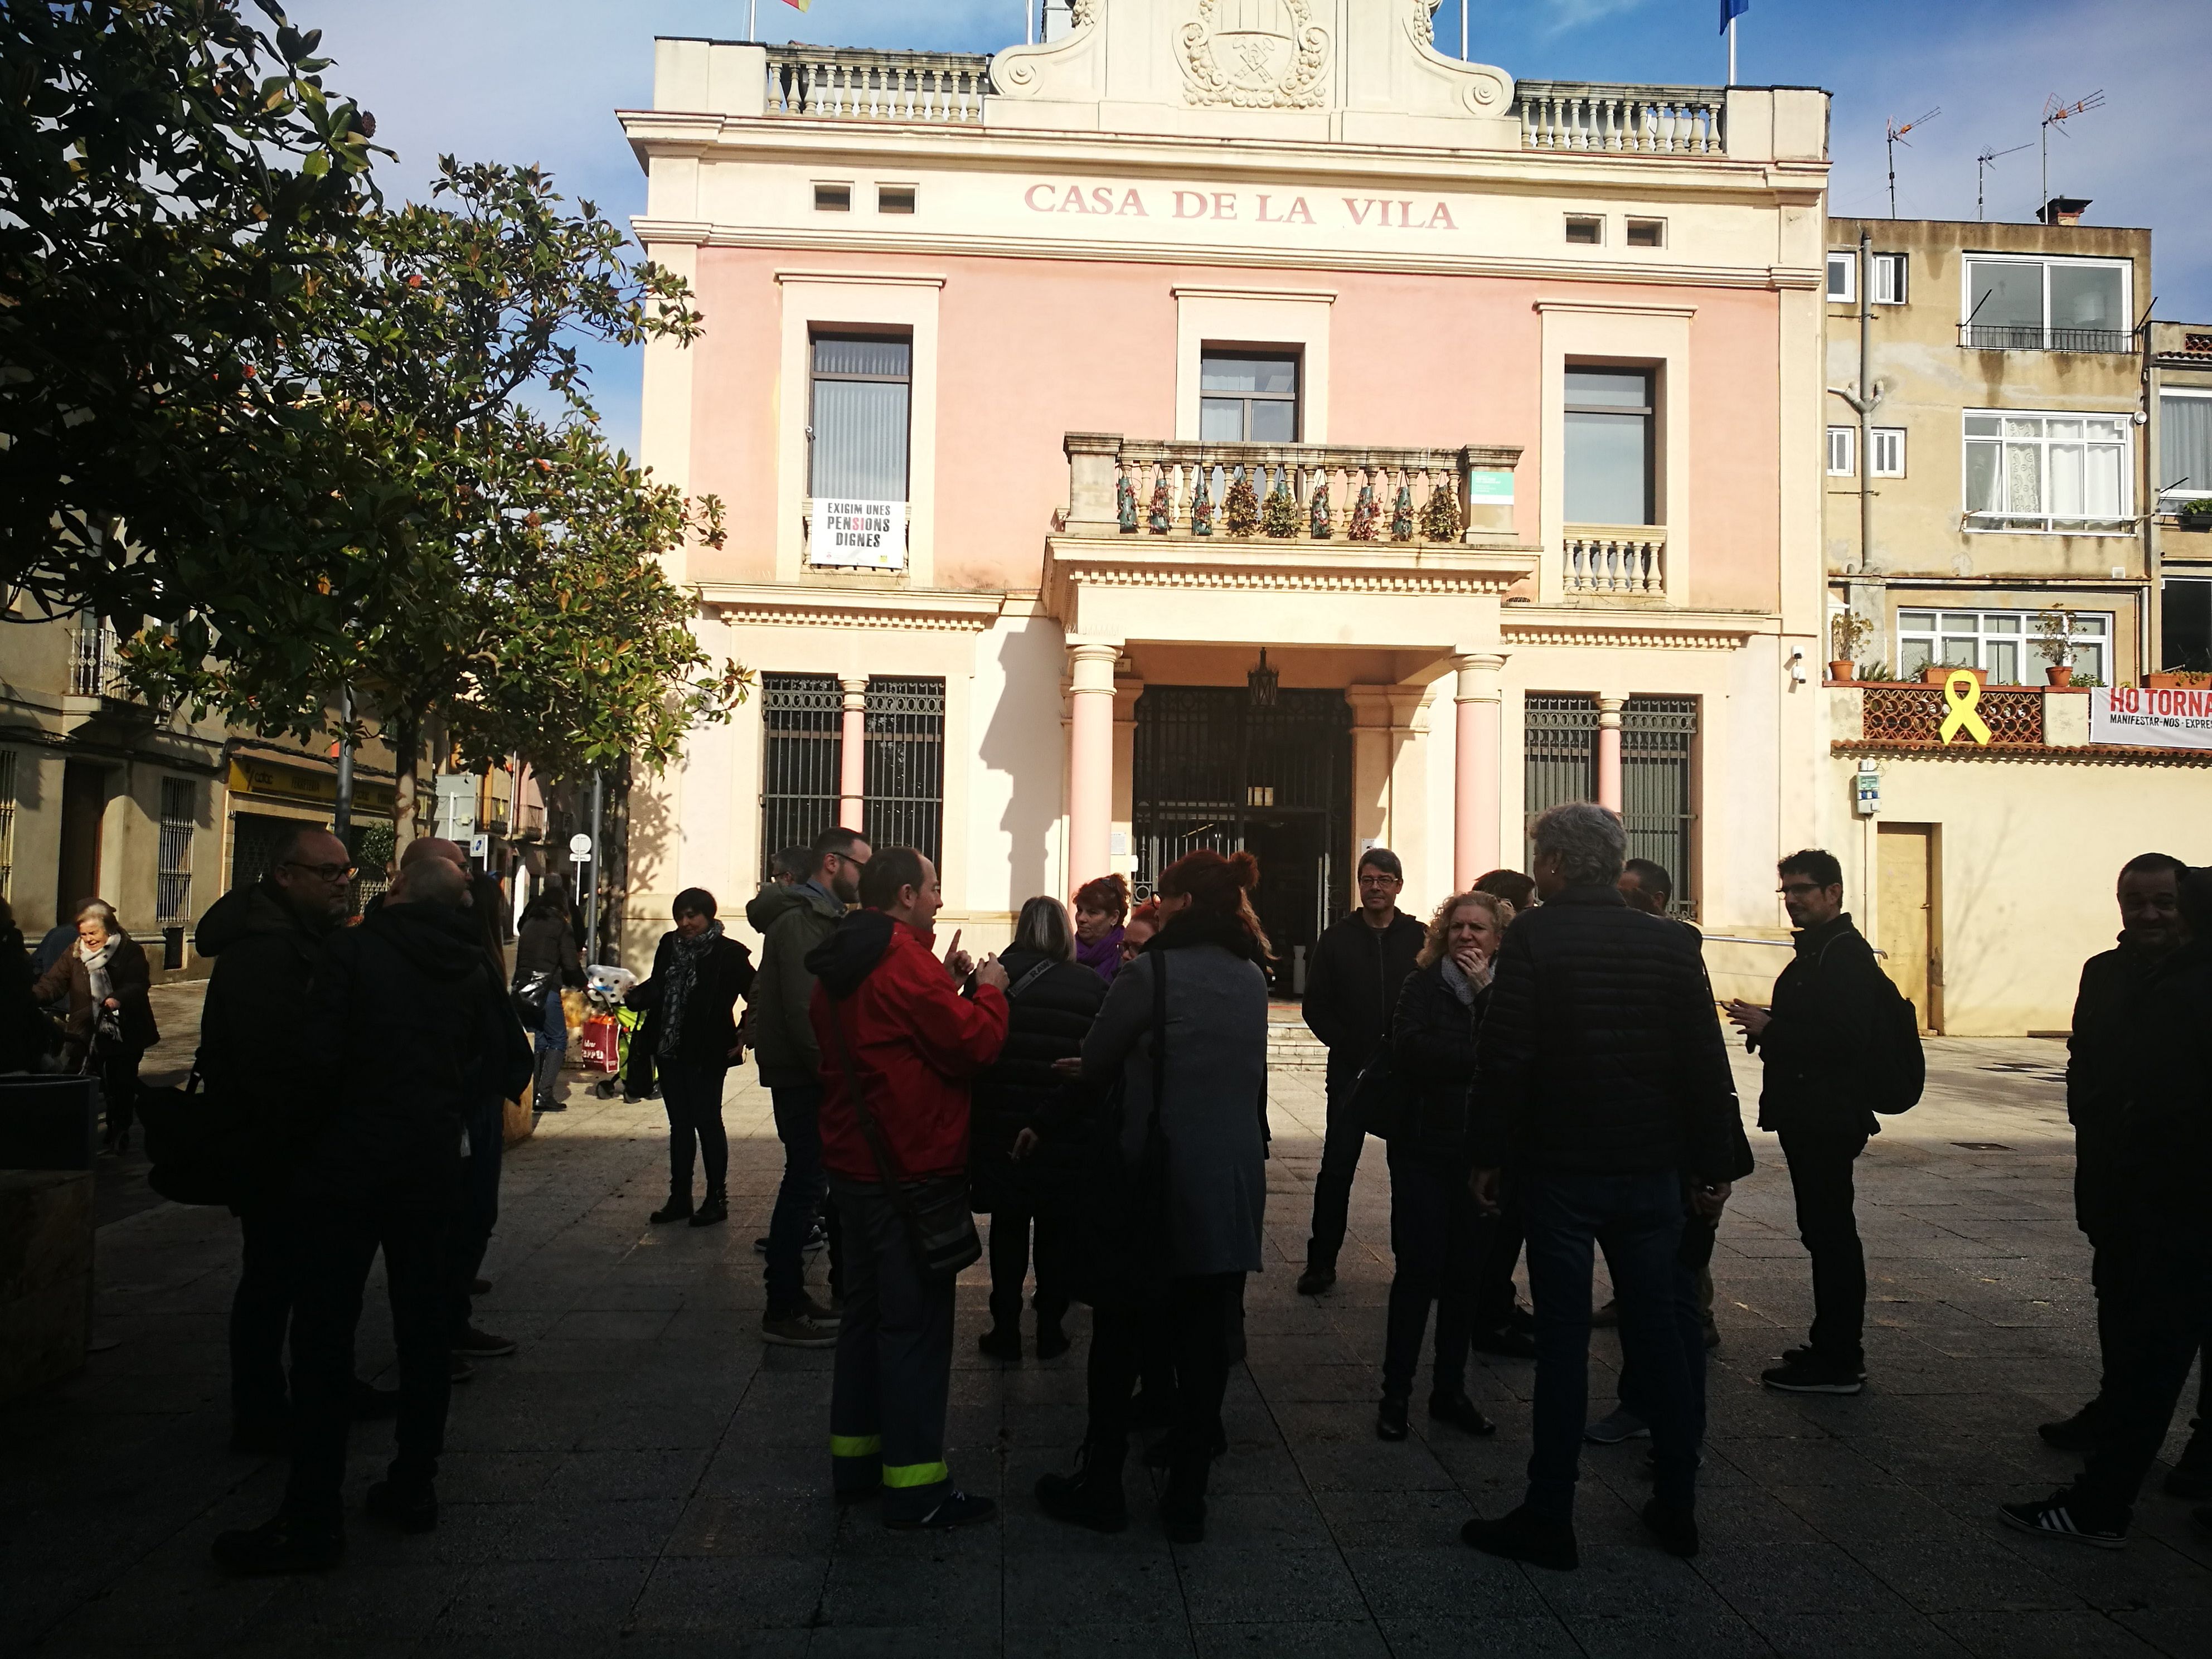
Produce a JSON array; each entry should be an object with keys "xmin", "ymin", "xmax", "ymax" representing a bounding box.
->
[
  {"xmin": 2033, "ymin": 604, "xmax": 2080, "ymax": 687},
  {"xmin": 2179, "ymin": 497, "xmax": 2212, "ymax": 530},
  {"xmin": 1829, "ymin": 612, "xmax": 1873, "ymax": 681}
]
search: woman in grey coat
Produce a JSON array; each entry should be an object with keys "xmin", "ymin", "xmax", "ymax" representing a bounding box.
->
[{"xmin": 1036, "ymin": 848, "xmax": 1270, "ymax": 1545}]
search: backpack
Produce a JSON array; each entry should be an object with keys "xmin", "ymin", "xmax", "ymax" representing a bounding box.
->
[{"xmin": 1819, "ymin": 934, "xmax": 1924, "ymax": 1115}]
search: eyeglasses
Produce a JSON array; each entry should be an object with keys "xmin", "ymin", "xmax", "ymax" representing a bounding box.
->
[
  {"xmin": 836, "ymin": 851, "xmax": 870, "ymax": 871},
  {"xmin": 1776, "ymin": 881, "xmax": 1828, "ymax": 899},
  {"xmin": 282, "ymin": 861, "xmax": 356, "ymax": 882},
  {"xmin": 1358, "ymin": 872, "xmax": 1402, "ymax": 886}
]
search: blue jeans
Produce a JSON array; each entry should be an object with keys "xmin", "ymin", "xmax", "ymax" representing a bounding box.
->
[
  {"xmin": 765, "ymin": 1082, "xmax": 828, "ymax": 1317},
  {"xmin": 1519, "ymin": 1168, "xmax": 1700, "ymax": 1520}
]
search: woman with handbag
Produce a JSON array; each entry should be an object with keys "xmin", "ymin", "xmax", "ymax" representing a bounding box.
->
[
  {"xmin": 1375, "ymin": 891, "xmax": 1514, "ymax": 1442},
  {"xmin": 1039, "ymin": 848, "xmax": 1270, "ymax": 1544},
  {"xmin": 627, "ymin": 887, "xmax": 755, "ymax": 1228},
  {"xmin": 35, "ymin": 899, "xmax": 157, "ymax": 1155},
  {"xmin": 514, "ymin": 888, "xmax": 583, "ymax": 1112},
  {"xmin": 971, "ymin": 896, "xmax": 1107, "ymax": 1361}
]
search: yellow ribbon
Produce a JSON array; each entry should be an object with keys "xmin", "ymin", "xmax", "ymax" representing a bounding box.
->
[{"xmin": 1938, "ymin": 668, "xmax": 1992, "ymax": 746}]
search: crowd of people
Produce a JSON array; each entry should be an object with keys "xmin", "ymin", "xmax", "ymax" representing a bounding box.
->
[{"xmin": 21, "ymin": 798, "xmax": 2196, "ymax": 1575}]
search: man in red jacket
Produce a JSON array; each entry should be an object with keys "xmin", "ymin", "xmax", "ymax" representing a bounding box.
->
[{"xmin": 807, "ymin": 846, "xmax": 1010, "ymax": 1529}]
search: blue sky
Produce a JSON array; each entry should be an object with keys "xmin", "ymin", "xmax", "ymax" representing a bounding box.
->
[{"xmin": 317, "ymin": 0, "xmax": 2210, "ymax": 452}]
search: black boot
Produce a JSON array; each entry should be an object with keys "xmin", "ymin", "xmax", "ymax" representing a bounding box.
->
[
  {"xmin": 2166, "ymin": 1423, "xmax": 2212, "ymax": 1500},
  {"xmin": 979, "ymin": 1296, "xmax": 1023, "ymax": 1360},
  {"xmin": 1376, "ymin": 1395, "xmax": 1410, "ymax": 1442},
  {"xmin": 1161, "ymin": 1448, "xmax": 1210, "ymax": 1544},
  {"xmin": 689, "ymin": 1188, "xmax": 727, "ymax": 1228},
  {"xmin": 650, "ymin": 1191, "xmax": 693, "ymax": 1225},
  {"xmin": 1036, "ymin": 1439, "xmax": 1129, "ymax": 1533},
  {"xmin": 2039, "ymin": 1399, "xmax": 2104, "ymax": 1453}
]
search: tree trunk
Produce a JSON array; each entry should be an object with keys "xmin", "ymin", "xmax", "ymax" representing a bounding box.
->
[{"xmin": 391, "ymin": 706, "xmax": 421, "ymax": 853}]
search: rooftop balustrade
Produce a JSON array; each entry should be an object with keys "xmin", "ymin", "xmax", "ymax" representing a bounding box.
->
[
  {"xmin": 1510, "ymin": 81, "xmax": 1727, "ymax": 155},
  {"xmin": 764, "ymin": 44, "xmax": 991, "ymax": 124}
]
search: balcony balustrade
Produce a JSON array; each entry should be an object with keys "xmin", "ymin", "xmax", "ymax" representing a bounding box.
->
[
  {"xmin": 1512, "ymin": 81, "xmax": 1726, "ymax": 155},
  {"xmin": 1065, "ymin": 438, "xmax": 1520, "ymax": 547},
  {"xmin": 764, "ymin": 45, "xmax": 991, "ymax": 124},
  {"xmin": 1562, "ymin": 526, "xmax": 1667, "ymax": 597},
  {"xmin": 70, "ymin": 619, "xmax": 131, "ymax": 700}
]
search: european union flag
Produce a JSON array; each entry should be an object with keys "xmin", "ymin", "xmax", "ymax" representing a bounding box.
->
[{"xmin": 1721, "ymin": 0, "xmax": 1750, "ymax": 30}]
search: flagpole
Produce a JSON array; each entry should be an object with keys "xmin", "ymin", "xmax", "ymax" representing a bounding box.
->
[
  {"xmin": 1728, "ymin": 17, "xmax": 1737, "ymax": 86},
  {"xmin": 749, "ymin": 0, "xmax": 756, "ymax": 40}
]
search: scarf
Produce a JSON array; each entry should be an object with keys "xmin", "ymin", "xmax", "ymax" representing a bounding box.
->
[
  {"xmin": 1076, "ymin": 923, "xmax": 1124, "ymax": 983},
  {"xmin": 79, "ymin": 935, "xmax": 122, "ymax": 1047},
  {"xmin": 1439, "ymin": 954, "xmax": 1476, "ymax": 1008},
  {"xmin": 656, "ymin": 920, "xmax": 724, "ymax": 1059}
]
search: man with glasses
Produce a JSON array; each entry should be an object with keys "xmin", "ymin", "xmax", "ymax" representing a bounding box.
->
[
  {"xmin": 1726, "ymin": 848, "xmax": 1894, "ymax": 1395},
  {"xmin": 1298, "ymin": 847, "xmax": 1427, "ymax": 1297},
  {"xmin": 748, "ymin": 825, "xmax": 870, "ymax": 1346},
  {"xmin": 193, "ymin": 826, "xmax": 380, "ymax": 1454}
]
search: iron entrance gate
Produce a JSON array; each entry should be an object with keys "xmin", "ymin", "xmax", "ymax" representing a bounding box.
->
[
  {"xmin": 1521, "ymin": 692, "xmax": 1700, "ymax": 917},
  {"xmin": 1132, "ymin": 686, "xmax": 1351, "ymax": 994}
]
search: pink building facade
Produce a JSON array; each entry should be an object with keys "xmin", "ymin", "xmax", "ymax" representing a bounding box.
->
[{"xmin": 619, "ymin": 0, "xmax": 1832, "ymax": 988}]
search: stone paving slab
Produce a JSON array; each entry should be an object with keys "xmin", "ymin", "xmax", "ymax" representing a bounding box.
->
[{"xmin": 3, "ymin": 1035, "xmax": 2209, "ymax": 1657}]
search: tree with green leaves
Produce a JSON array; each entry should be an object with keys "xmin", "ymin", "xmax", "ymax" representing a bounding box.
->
[{"xmin": 0, "ymin": 0, "xmax": 384, "ymax": 628}]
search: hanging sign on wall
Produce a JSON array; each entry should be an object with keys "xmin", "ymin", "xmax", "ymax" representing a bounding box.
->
[
  {"xmin": 808, "ymin": 498, "xmax": 906, "ymax": 571},
  {"xmin": 2090, "ymin": 686, "xmax": 2212, "ymax": 750}
]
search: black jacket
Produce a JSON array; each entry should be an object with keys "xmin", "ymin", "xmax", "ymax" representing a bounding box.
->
[
  {"xmin": 1302, "ymin": 908, "xmax": 1427, "ymax": 1079},
  {"xmin": 969, "ymin": 945, "xmax": 1108, "ymax": 1210},
  {"xmin": 0, "ymin": 925, "xmax": 49, "ymax": 1074},
  {"xmin": 2113, "ymin": 939, "xmax": 2212, "ymax": 1224},
  {"xmin": 2068, "ymin": 938, "xmax": 2156, "ymax": 1233},
  {"xmin": 1389, "ymin": 959, "xmax": 1489, "ymax": 1167},
  {"xmin": 513, "ymin": 908, "xmax": 583, "ymax": 989},
  {"xmin": 194, "ymin": 881, "xmax": 339, "ymax": 1203},
  {"xmin": 1471, "ymin": 884, "xmax": 1748, "ymax": 1182},
  {"xmin": 298, "ymin": 900, "xmax": 531, "ymax": 1205},
  {"xmin": 1749, "ymin": 913, "xmax": 1890, "ymax": 1139},
  {"xmin": 629, "ymin": 930, "xmax": 755, "ymax": 1068}
]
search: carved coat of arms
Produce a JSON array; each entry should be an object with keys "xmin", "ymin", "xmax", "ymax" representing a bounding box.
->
[{"xmin": 1181, "ymin": 0, "xmax": 1330, "ymax": 110}]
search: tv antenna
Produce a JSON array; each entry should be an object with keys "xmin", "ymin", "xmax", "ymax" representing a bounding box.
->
[
  {"xmin": 2040, "ymin": 91, "xmax": 2104, "ymax": 215},
  {"xmin": 1976, "ymin": 141, "xmax": 2030, "ymax": 221},
  {"xmin": 1885, "ymin": 108, "xmax": 1941, "ymax": 219}
]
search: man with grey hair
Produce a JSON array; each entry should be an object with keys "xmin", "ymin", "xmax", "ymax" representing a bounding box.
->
[{"xmin": 1463, "ymin": 803, "xmax": 1749, "ymax": 1570}]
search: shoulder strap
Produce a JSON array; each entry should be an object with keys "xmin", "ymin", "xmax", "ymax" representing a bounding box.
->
[{"xmin": 1007, "ymin": 960, "xmax": 1055, "ymax": 1002}]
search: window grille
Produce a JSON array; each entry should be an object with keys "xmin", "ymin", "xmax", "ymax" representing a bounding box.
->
[
  {"xmin": 1523, "ymin": 695, "xmax": 1599, "ymax": 869},
  {"xmin": 761, "ymin": 673, "xmax": 845, "ymax": 879},
  {"xmin": 864, "ymin": 677, "xmax": 945, "ymax": 869},
  {"xmin": 1622, "ymin": 697, "xmax": 1699, "ymax": 918},
  {"xmin": 0, "ymin": 751, "xmax": 14, "ymax": 901},
  {"xmin": 157, "ymin": 778, "xmax": 196, "ymax": 925}
]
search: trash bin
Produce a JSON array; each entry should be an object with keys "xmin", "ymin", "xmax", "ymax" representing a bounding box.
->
[
  {"xmin": 162, "ymin": 925, "xmax": 186, "ymax": 971},
  {"xmin": 0, "ymin": 1075, "xmax": 101, "ymax": 1171}
]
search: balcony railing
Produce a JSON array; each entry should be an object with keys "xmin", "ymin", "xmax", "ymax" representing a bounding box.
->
[
  {"xmin": 1563, "ymin": 526, "xmax": 1667, "ymax": 596},
  {"xmin": 71, "ymin": 619, "xmax": 131, "ymax": 699},
  {"xmin": 764, "ymin": 45, "xmax": 991, "ymax": 124},
  {"xmin": 1958, "ymin": 324, "xmax": 2136, "ymax": 354},
  {"xmin": 1512, "ymin": 81, "xmax": 1726, "ymax": 155},
  {"xmin": 1855, "ymin": 681, "xmax": 2048, "ymax": 746},
  {"xmin": 1069, "ymin": 439, "xmax": 1516, "ymax": 546}
]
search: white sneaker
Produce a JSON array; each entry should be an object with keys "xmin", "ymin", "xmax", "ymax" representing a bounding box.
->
[{"xmin": 1584, "ymin": 1409, "xmax": 1651, "ymax": 1445}]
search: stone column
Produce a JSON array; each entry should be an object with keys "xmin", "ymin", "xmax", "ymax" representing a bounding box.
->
[
  {"xmin": 838, "ymin": 677, "xmax": 867, "ymax": 832},
  {"xmin": 1067, "ymin": 641, "xmax": 1121, "ymax": 889},
  {"xmin": 1452, "ymin": 652, "xmax": 1508, "ymax": 889},
  {"xmin": 1596, "ymin": 696, "xmax": 1626, "ymax": 814}
]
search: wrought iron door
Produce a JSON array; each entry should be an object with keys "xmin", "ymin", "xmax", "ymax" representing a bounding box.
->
[
  {"xmin": 864, "ymin": 677, "xmax": 945, "ymax": 870},
  {"xmin": 1622, "ymin": 696, "xmax": 1698, "ymax": 916},
  {"xmin": 760, "ymin": 673, "xmax": 843, "ymax": 878},
  {"xmin": 1522, "ymin": 693, "xmax": 1598, "ymax": 869},
  {"xmin": 1132, "ymin": 686, "xmax": 1351, "ymax": 989}
]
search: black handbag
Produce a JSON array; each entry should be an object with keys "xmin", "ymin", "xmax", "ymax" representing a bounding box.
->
[
  {"xmin": 512, "ymin": 968, "xmax": 553, "ymax": 1028},
  {"xmin": 138, "ymin": 1062, "xmax": 246, "ymax": 1207},
  {"xmin": 824, "ymin": 999, "xmax": 983, "ymax": 1279},
  {"xmin": 1349, "ymin": 1047, "xmax": 1413, "ymax": 1139}
]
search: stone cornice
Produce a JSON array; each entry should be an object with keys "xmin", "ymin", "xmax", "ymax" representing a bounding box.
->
[
  {"xmin": 1044, "ymin": 536, "xmax": 1540, "ymax": 606},
  {"xmin": 628, "ymin": 217, "xmax": 1817, "ymax": 293},
  {"xmin": 698, "ymin": 582, "xmax": 1005, "ymax": 632},
  {"xmin": 1502, "ymin": 605, "xmax": 1772, "ymax": 650},
  {"xmin": 1832, "ymin": 739, "xmax": 2212, "ymax": 768}
]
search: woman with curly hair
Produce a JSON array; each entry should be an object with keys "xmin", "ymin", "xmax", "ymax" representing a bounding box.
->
[
  {"xmin": 1374, "ymin": 890, "xmax": 1515, "ymax": 1442},
  {"xmin": 1071, "ymin": 872, "xmax": 1131, "ymax": 983},
  {"xmin": 1039, "ymin": 849, "xmax": 1271, "ymax": 1544}
]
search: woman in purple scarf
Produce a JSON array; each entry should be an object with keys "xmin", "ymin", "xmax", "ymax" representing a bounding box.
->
[{"xmin": 1071, "ymin": 873, "xmax": 1130, "ymax": 983}]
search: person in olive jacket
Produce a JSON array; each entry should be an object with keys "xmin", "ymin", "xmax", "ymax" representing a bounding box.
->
[
  {"xmin": 627, "ymin": 887, "xmax": 755, "ymax": 1229},
  {"xmin": 1297, "ymin": 846, "xmax": 1426, "ymax": 1296},
  {"xmin": 1374, "ymin": 890, "xmax": 1515, "ymax": 1444},
  {"xmin": 36, "ymin": 898, "xmax": 158, "ymax": 1155},
  {"xmin": 970, "ymin": 895, "xmax": 1107, "ymax": 1361}
]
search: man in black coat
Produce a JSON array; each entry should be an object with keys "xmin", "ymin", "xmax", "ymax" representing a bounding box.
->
[
  {"xmin": 1464, "ymin": 803, "xmax": 1748, "ymax": 1570},
  {"xmin": 214, "ymin": 855, "xmax": 530, "ymax": 1574},
  {"xmin": 195, "ymin": 825, "xmax": 381, "ymax": 1454},
  {"xmin": 2005, "ymin": 867, "xmax": 2212, "ymax": 1548},
  {"xmin": 1297, "ymin": 846, "xmax": 1426, "ymax": 1296},
  {"xmin": 2040, "ymin": 853, "xmax": 2200, "ymax": 1467},
  {"xmin": 1725, "ymin": 848, "xmax": 1900, "ymax": 1396}
]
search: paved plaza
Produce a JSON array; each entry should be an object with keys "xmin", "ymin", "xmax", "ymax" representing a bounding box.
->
[{"xmin": 5, "ymin": 1029, "xmax": 2210, "ymax": 1658}]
